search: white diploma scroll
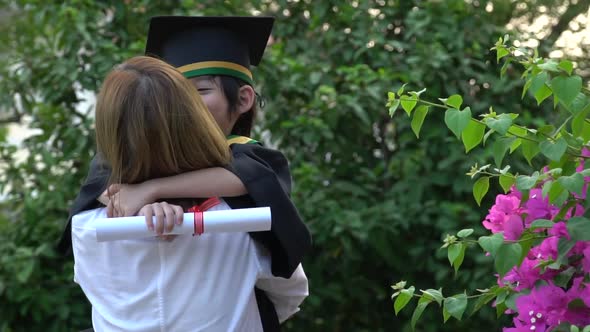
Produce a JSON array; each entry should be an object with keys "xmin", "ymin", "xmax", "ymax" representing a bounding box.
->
[{"xmin": 92, "ymin": 207, "xmax": 271, "ymax": 242}]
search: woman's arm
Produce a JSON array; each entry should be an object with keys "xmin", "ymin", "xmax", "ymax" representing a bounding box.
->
[{"xmin": 104, "ymin": 167, "xmax": 246, "ymax": 217}]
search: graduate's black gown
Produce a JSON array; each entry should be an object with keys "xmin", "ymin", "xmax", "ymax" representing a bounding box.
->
[{"xmin": 58, "ymin": 139, "xmax": 312, "ymax": 332}]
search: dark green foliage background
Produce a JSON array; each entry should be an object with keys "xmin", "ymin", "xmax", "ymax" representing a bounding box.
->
[{"xmin": 0, "ymin": 1, "xmax": 586, "ymax": 331}]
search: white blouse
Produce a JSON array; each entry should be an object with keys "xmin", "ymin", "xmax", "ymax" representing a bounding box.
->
[{"xmin": 72, "ymin": 200, "xmax": 308, "ymax": 332}]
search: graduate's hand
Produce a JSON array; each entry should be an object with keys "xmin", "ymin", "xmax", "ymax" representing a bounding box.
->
[
  {"xmin": 102, "ymin": 183, "xmax": 156, "ymax": 218},
  {"xmin": 138, "ymin": 202, "xmax": 183, "ymax": 242}
]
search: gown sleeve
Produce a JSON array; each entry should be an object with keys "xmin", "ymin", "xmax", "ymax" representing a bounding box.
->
[
  {"xmin": 57, "ymin": 155, "xmax": 110, "ymax": 255},
  {"xmin": 226, "ymin": 142, "xmax": 312, "ymax": 278}
]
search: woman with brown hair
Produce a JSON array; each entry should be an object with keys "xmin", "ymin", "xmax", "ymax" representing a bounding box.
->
[{"xmin": 71, "ymin": 56, "xmax": 307, "ymax": 332}]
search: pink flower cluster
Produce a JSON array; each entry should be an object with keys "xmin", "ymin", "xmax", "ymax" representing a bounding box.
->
[
  {"xmin": 504, "ymin": 278, "xmax": 590, "ymax": 332},
  {"xmin": 480, "ymin": 163, "xmax": 590, "ymax": 330}
]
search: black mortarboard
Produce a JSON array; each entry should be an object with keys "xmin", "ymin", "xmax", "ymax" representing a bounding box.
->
[{"xmin": 145, "ymin": 16, "xmax": 274, "ymax": 85}]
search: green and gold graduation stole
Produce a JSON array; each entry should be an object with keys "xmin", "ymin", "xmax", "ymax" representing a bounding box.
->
[{"xmin": 226, "ymin": 135, "xmax": 258, "ymax": 145}]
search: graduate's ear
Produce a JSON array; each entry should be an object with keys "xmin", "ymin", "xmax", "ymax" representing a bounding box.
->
[{"xmin": 236, "ymin": 85, "xmax": 255, "ymax": 115}]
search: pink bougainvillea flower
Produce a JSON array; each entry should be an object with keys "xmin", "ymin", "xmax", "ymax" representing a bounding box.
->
[
  {"xmin": 503, "ymin": 318, "xmax": 546, "ymax": 332},
  {"xmin": 483, "ymin": 192, "xmax": 522, "ymax": 234},
  {"xmin": 582, "ymin": 246, "xmax": 590, "ymax": 274},
  {"xmin": 500, "ymin": 257, "xmax": 557, "ymax": 292},
  {"xmin": 562, "ymin": 277, "xmax": 590, "ymax": 325},
  {"xmin": 508, "ymin": 280, "xmax": 590, "ymax": 330},
  {"xmin": 504, "ymin": 215, "xmax": 525, "ymax": 241},
  {"xmin": 523, "ymin": 189, "xmax": 559, "ymax": 226}
]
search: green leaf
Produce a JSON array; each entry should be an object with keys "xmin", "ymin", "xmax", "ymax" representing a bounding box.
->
[
  {"xmin": 572, "ymin": 104, "xmax": 590, "ymax": 137},
  {"xmin": 471, "ymin": 292, "xmax": 496, "ymax": 315},
  {"xmin": 549, "ymin": 181, "xmax": 569, "ymax": 206},
  {"xmin": 401, "ymin": 95, "xmax": 417, "ymax": 116},
  {"xmin": 499, "ymin": 174, "xmax": 515, "ymax": 193},
  {"xmin": 504, "ymin": 293, "xmax": 521, "ymax": 311},
  {"xmin": 516, "ymin": 172, "xmax": 539, "ymax": 191},
  {"xmin": 529, "ymin": 219, "xmax": 554, "ymax": 230},
  {"xmin": 443, "ymin": 293, "xmax": 468, "ymax": 320},
  {"xmin": 493, "ymin": 137, "xmax": 515, "ymax": 167},
  {"xmin": 496, "ymin": 47, "xmax": 509, "ymax": 62},
  {"xmin": 495, "ymin": 243, "xmax": 522, "ymax": 277},
  {"xmin": 509, "ymin": 137, "xmax": 522, "ymax": 153},
  {"xmin": 529, "ymin": 72, "xmax": 548, "ymax": 95},
  {"xmin": 397, "ymin": 83, "xmax": 407, "ymax": 96},
  {"xmin": 442, "ymin": 307, "xmax": 452, "ymax": 323},
  {"xmin": 411, "ymin": 105, "xmax": 429, "ymax": 138},
  {"xmin": 542, "ymin": 179, "xmax": 554, "ymax": 198},
  {"xmin": 551, "ymin": 75, "xmax": 583, "ymax": 106},
  {"xmin": 473, "ymin": 176, "xmax": 490, "ymax": 206},
  {"xmin": 568, "ymin": 93, "xmax": 589, "ymax": 115},
  {"xmin": 534, "ymin": 84, "xmax": 552, "ymax": 105},
  {"xmin": 521, "ymin": 138, "xmax": 540, "ymax": 165},
  {"xmin": 484, "ymin": 113, "xmax": 513, "ymax": 135},
  {"xmin": 421, "ymin": 289, "xmax": 443, "ymax": 306},
  {"xmin": 554, "ymin": 266, "xmax": 576, "ymax": 287},
  {"xmin": 538, "ymin": 60, "xmax": 560, "ymax": 72},
  {"xmin": 394, "ymin": 286, "xmax": 415, "ymax": 315},
  {"xmin": 494, "ymin": 288, "xmax": 509, "ymax": 305},
  {"xmin": 539, "ymin": 137, "xmax": 567, "ymax": 161},
  {"xmin": 478, "ymin": 233, "xmax": 504, "ymax": 257},
  {"xmin": 567, "ymin": 217, "xmax": 590, "ymax": 241},
  {"xmin": 457, "ymin": 228, "xmax": 474, "ymax": 238},
  {"xmin": 495, "ymin": 302, "xmax": 508, "ymax": 318},
  {"xmin": 558, "ymin": 60, "xmax": 573, "ymax": 75},
  {"xmin": 538, "ymin": 124, "xmax": 556, "ymax": 136},
  {"xmin": 555, "ymin": 238, "xmax": 577, "ymax": 267},
  {"xmin": 447, "ymin": 243, "xmax": 462, "ymax": 266},
  {"xmin": 444, "ymin": 107, "xmax": 472, "ymax": 139},
  {"xmin": 522, "ymin": 78, "xmax": 533, "ymax": 99},
  {"xmin": 411, "ymin": 297, "xmax": 432, "ymax": 331},
  {"xmin": 388, "ymin": 99, "xmax": 400, "ymax": 117},
  {"xmin": 567, "ymin": 298, "xmax": 589, "ymax": 311},
  {"xmin": 557, "ymin": 173, "xmax": 585, "ymax": 195},
  {"xmin": 445, "ymin": 95, "xmax": 463, "ymax": 109},
  {"xmin": 583, "ymin": 121, "xmax": 590, "ymax": 143},
  {"xmin": 462, "ymin": 119, "xmax": 485, "ymax": 153}
]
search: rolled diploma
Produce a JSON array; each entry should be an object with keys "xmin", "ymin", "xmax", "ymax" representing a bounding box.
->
[{"xmin": 92, "ymin": 207, "xmax": 271, "ymax": 242}]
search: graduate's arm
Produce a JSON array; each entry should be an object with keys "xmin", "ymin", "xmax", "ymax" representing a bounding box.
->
[
  {"xmin": 103, "ymin": 167, "xmax": 247, "ymax": 217},
  {"xmin": 228, "ymin": 143, "xmax": 312, "ymax": 278},
  {"xmin": 254, "ymin": 243, "xmax": 309, "ymax": 324}
]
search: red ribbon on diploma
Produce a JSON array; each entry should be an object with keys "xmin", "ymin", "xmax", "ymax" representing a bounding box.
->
[{"xmin": 188, "ymin": 197, "xmax": 221, "ymax": 236}]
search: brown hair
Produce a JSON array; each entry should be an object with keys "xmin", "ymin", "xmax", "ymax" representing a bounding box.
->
[{"xmin": 95, "ymin": 56, "xmax": 231, "ymax": 186}]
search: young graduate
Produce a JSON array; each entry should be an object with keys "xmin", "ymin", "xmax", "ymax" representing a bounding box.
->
[
  {"xmin": 72, "ymin": 56, "xmax": 308, "ymax": 331},
  {"xmin": 58, "ymin": 16, "xmax": 311, "ymax": 331}
]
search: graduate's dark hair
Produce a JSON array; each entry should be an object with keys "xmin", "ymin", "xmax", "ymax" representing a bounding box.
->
[
  {"xmin": 213, "ymin": 75, "xmax": 258, "ymax": 137},
  {"xmin": 95, "ymin": 56, "xmax": 231, "ymax": 186}
]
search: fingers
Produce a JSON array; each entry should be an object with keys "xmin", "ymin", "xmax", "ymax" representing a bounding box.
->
[
  {"xmin": 139, "ymin": 202, "xmax": 183, "ymax": 237},
  {"xmin": 173, "ymin": 205, "xmax": 184, "ymax": 226},
  {"xmin": 107, "ymin": 198, "xmax": 114, "ymax": 218},
  {"xmin": 139, "ymin": 205, "xmax": 155, "ymax": 232}
]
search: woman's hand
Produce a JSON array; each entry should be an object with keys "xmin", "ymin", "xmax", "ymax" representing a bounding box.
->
[
  {"xmin": 100, "ymin": 182, "xmax": 156, "ymax": 217},
  {"xmin": 138, "ymin": 202, "xmax": 184, "ymax": 241}
]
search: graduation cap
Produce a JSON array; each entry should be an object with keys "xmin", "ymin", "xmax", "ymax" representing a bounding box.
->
[{"xmin": 145, "ymin": 16, "xmax": 274, "ymax": 85}]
